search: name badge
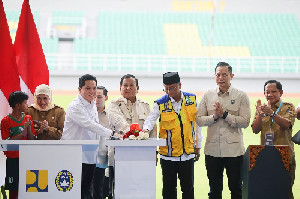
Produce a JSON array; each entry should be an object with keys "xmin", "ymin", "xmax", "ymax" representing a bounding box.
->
[{"xmin": 265, "ymin": 131, "xmax": 274, "ymax": 146}]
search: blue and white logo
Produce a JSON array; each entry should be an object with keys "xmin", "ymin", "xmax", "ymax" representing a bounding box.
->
[{"xmin": 55, "ymin": 170, "xmax": 73, "ymax": 192}]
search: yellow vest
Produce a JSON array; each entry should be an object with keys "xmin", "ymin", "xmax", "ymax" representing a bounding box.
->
[{"xmin": 157, "ymin": 92, "xmax": 197, "ymax": 157}]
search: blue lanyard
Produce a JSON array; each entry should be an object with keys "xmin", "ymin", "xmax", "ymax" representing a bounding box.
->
[{"xmin": 270, "ymin": 100, "xmax": 283, "ymax": 130}]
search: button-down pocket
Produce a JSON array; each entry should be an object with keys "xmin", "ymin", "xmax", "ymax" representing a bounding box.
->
[
  {"xmin": 119, "ymin": 103, "xmax": 131, "ymax": 119},
  {"xmin": 171, "ymin": 136, "xmax": 181, "ymax": 147},
  {"xmin": 138, "ymin": 114, "xmax": 148, "ymax": 121},
  {"xmin": 206, "ymin": 133, "xmax": 218, "ymax": 143},
  {"xmin": 227, "ymin": 102, "xmax": 239, "ymax": 116},
  {"xmin": 226, "ymin": 133, "xmax": 241, "ymax": 143},
  {"xmin": 161, "ymin": 112, "xmax": 177, "ymax": 130},
  {"xmin": 185, "ymin": 136, "xmax": 195, "ymax": 152},
  {"xmin": 185, "ymin": 104, "xmax": 197, "ymax": 121},
  {"xmin": 261, "ymin": 116, "xmax": 271, "ymax": 132},
  {"xmin": 48, "ymin": 116, "xmax": 57, "ymax": 128}
]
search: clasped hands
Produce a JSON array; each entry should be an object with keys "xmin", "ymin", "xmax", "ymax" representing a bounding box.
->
[
  {"xmin": 213, "ymin": 101, "xmax": 225, "ymax": 119},
  {"xmin": 19, "ymin": 118, "xmax": 32, "ymax": 137},
  {"xmin": 37, "ymin": 120, "xmax": 49, "ymax": 134},
  {"xmin": 256, "ymin": 99, "xmax": 273, "ymax": 116}
]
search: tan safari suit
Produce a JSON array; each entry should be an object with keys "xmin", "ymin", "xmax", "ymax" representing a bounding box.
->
[
  {"xmin": 107, "ymin": 96, "xmax": 157, "ymax": 166},
  {"xmin": 253, "ymin": 101, "xmax": 296, "ymax": 199},
  {"xmin": 107, "ymin": 96, "xmax": 157, "ymax": 138},
  {"xmin": 27, "ymin": 105, "xmax": 65, "ymax": 140},
  {"xmin": 196, "ymin": 86, "xmax": 251, "ymax": 157}
]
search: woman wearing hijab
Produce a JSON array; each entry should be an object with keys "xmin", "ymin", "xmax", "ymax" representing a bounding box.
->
[{"xmin": 27, "ymin": 84, "xmax": 65, "ymax": 140}]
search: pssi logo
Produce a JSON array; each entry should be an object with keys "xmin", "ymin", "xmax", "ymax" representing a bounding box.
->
[
  {"xmin": 55, "ymin": 170, "xmax": 74, "ymax": 192},
  {"xmin": 26, "ymin": 170, "xmax": 48, "ymax": 192}
]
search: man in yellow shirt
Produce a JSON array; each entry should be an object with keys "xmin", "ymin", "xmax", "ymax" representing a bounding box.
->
[{"xmin": 143, "ymin": 72, "xmax": 202, "ymax": 199}]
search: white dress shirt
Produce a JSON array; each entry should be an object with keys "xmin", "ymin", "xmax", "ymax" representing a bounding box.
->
[
  {"xmin": 143, "ymin": 92, "xmax": 203, "ymax": 161},
  {"xmin": 62, "ymin": 94, "xmax": 112, "ymax": 164}
]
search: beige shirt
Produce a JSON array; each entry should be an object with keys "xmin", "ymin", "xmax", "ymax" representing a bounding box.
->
[
  {"xmin": 98, "ymin": 110, "xmax": 110, "ymax": 128},
  {"xmin": 254, "ymin": 101, "xmax": 295, "ymax": 163},
  {"xmin": 196, "ymin": 86, "xmax": 251, "ymax": 157},
  {"xmin": 97, "ymin": 109, "xmax": 110, "ymax": 165},
  {"xmin": 107, "ymin": 96, "xmax": 157, "ymax": 138}
]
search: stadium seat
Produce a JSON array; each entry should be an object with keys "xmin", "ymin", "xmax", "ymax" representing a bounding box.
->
[
  {"xmin": 6, "ymin": 10, "xmax": 39, "ymax": 42},
  {"xmin": 49, "ymin": 12, "xmax": 300, "ymax": 72},
  {"xmin": 51, "ymin": 11, "xmax": 85, "ymax": 25}
]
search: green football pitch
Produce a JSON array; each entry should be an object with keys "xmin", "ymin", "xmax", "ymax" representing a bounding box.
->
[{"xmin": 51, "ymin": 92, "xmax": 300, "ymax": 199}]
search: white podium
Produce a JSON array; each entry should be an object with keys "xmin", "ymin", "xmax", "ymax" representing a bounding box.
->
[
  {"xmin": 106, "ymin": 138, "xmax": 166, "ymax": 199},
  {"xmin": 0, "ymin": 140, "xmax": 99, "ymax": 199}
]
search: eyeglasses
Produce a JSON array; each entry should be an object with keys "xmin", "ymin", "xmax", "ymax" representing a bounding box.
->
[
  {"xmin": 215, "ymin": 73, "xmax": 229, "ymax": 78},
  {"xmin": 163, "ymin": 86, "xmax": 177, "ymax": 92}
]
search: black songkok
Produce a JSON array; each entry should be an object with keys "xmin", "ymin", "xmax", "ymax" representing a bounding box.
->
[{"xmin": 163, "ymin": 72, "xmax": 180, "ymax": 85}]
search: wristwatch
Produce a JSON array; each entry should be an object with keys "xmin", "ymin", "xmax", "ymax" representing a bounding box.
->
[{"xmin": 222, "ymin": 111, "xmax": 228, "ymax": 119}]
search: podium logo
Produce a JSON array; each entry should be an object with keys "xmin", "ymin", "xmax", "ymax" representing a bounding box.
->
[
  {"xmin": 55, "ymin": 170, "xmax": 73, "ymax": 192},
  {"xmin": 26, "ymin": 170, "xmax": 48, "ymax": 192}
]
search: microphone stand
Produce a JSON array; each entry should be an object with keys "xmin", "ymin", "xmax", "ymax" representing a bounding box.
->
[
  {"xmin": 110, "ymin": 125, "xmax": 120, "ymax": 140},
  {"xmin": 108, "ymin": 125, "xmax": 117, "ymax": 199}
]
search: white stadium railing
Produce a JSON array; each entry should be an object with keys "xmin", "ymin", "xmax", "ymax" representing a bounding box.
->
[{"xmin": 45, "ymin": 54, "xmax": 300, "ymax": 73}]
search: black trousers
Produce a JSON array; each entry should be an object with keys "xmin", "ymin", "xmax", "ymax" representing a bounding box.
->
[
  {"xmin": 93, "ymin": 167, "xmax": 106, "ymax": 199},
  {"xmin": 86, "ymin": 167, "xmax": 109, "ymax": 199},
  {"xmin": 205, "ymin": 155, "xmax": 243, "ymax": 199},
  {"xmin": 5, "ymin": 158, "xmax": 19, "ymax": 191},
  {"xmin": 160, "ymin": 158, "xmax": 194, "ymax": 199},
  {"xmin": 81, "ymin": 163, "xmax": 96, "ymax": 199}
]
